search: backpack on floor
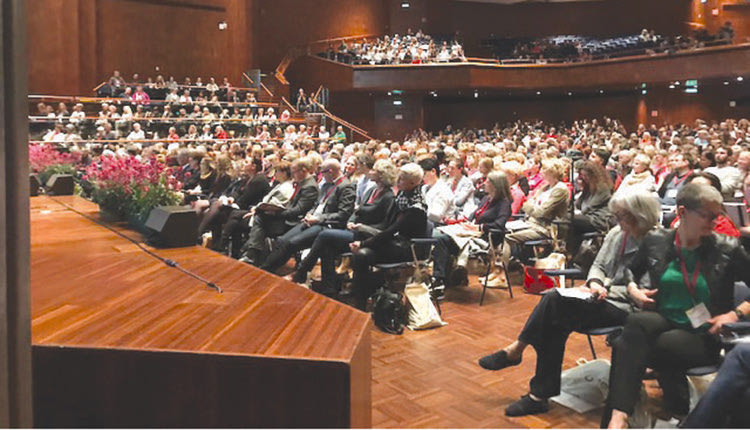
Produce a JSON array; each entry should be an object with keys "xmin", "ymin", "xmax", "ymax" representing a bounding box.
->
[{"xmin": 371, "ymin": 288, "xmax": 406, "ymax": 335}]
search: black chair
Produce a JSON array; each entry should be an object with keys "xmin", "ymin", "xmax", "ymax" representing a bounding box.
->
[
  {"xmin": 580, "ymin": 326, "xmax": 623, "ymax": 360},
  {"xmin": 473, "ymin": 229, "xmax": 513, "ymax": 305},
  {"xmin": 373, "ymin": 237, "xmax": 442, "ymax": 315}
]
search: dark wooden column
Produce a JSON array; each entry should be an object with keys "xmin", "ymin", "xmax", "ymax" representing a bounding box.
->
[{"xmin": 0, "ymin": 0, "xmax": 32, "ymax": 426}]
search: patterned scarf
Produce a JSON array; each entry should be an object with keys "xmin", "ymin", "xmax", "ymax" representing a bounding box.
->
[{"xmin": 395, "ymin": 187, "xmax": 427, "ymax": 214}]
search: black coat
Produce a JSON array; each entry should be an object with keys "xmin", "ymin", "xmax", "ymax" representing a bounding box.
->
[
  {"xmin": 627, "ymin": 229, "xmax": 750, "ymax": 317},
  {"xmin": 350, "ymin": 186, "xmax": 395, "ymax": 230},
  {"xmin": 233, "ymin": 174, "xmax": 270, "ymax": 210},
  {"xmin": 473, "ymin": 196, "xmax": 511, "ymax": 234},
  {"xmin": 313, "ymin": 177, "xmax": 356, "ymax": 228},
  {"xmin": 280, "ymin": 176, "xmax": 319, "ymax": 226}
]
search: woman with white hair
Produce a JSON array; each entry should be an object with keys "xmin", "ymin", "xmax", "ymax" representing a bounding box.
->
[
  {"xmin": 613, "ymin": 153, "xmax": 656, "ymax": 197},
  {"xmin": 605, "ymin": 183, "xmax": 750, "ymax": 427},
  {"xmin": 479, "ymin": 190, "xmax": 662, "ymax": 418},
  {"xmin": 348, "ymin": 163, "xmax": 429, "ymax": 310}
]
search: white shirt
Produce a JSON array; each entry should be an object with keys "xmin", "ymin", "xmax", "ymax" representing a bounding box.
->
[{"xmin": 422, "ymin": 179, "xmax": 455, "ymax": 223}]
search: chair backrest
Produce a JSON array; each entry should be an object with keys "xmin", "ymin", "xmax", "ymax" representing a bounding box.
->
[{"xmin": 724, "ymin": 202, "xmax": 749, "ymax": 228}]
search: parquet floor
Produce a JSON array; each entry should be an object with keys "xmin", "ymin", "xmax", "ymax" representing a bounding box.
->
[{"xmin": 369, "ymin": 274, "xmax": 609, "ymax": 429}]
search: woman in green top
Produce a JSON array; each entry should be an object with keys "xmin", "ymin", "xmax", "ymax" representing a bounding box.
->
[{"xmin": 606, "ymin": 182, "xmax": 750, "ymax": 428}]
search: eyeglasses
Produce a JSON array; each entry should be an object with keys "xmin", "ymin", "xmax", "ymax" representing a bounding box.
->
[
  {"xmin": 689, "ymin": 208, "xmax": 722, "ymax": 222},
  {"xmin": 320, "ymin": 168, "xmax": 332, "ymax": 174}
]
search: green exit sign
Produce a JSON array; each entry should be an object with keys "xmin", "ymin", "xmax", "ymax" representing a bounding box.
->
[{"xmin": 685, "ymin": 80, "xmax": 698, "ymax": 87}]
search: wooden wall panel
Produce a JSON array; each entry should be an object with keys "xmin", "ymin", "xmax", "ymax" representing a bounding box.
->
[
  {"xmin": 97, "ymin": 0, "xmax": 235, "ymax": 85},
  {"xmin": 422, "ymin": 84, "xmax": 750, "ymax": 133},
  {"xmin": 28, "ymin": 0, "xmax": 252, "ymax": 95},
  {"xmin": 254, "ymin": 0, "xmax": 388, "ymax": 72},
  {"xmin": 27, "ymin": 0, "xmax": 82, "ymax": 95},
  {"xmin": 33, "ymin": 346, "xmax": 363, "ymax": 428}
]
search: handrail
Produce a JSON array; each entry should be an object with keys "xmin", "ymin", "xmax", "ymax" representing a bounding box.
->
[
  {"xmin": 314, "ymin": 101, "xmax": 372, "ymax": 141},
  {"xmin": 28, "ymin": 115, "xmax": 305, "ymax": 124},
  {"xmin": 281, "ymin": 97, "xmax": 298, "ymax": 114},
  {"xmin": 312, "ymin": 85, "xmax": 324, "ymax": 103},
  {"xmin": 308, "ymin": 33, "xmax": 380, "ymax": 46},
  {"xmin": 28, "ymin": 136, "xmax": 326, "ymax": 145},
  {"xmin": 309, "ymin": 40, "xmax": 750, "ymax": 70},
  {"xmin": 29, "ymin": 95, "xmax": 278, "ymax": 108},
  {"xmin": 91, "ymin": 80, "xmax": 258, "ymax": 93},
  {"xmin": 260, "ymin": 82, "xmax": 275, "ymax": 99},
  {"xmin": 242, "ymin": 72, "xmax": 254, "ymax": 86}
]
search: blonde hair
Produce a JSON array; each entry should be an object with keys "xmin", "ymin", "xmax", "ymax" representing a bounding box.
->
[{"xmin": 541, "ymin": 158, "xmax": 566, "ymax": 181}]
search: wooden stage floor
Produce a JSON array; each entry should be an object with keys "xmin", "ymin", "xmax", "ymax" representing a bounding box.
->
[{"xmin": 31, "ymin": 195, "xmax": 611, "ymax": 428}]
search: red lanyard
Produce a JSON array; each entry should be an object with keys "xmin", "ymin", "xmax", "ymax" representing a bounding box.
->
[
  {"xmin": 618, "ymin": 233, "xmax": 629, "ymax": 258},
  {"xmin": 673, "ymin": 170, "xmax": 692, "ymax": 187},
  {"xmin": 321, "ymin": 176, "xmax": 344, "ymax": 203},
  {"xmin": 290, "ymin": 182, "xmax": 300, "ymax": 201},
  {"xmin": 675, "ymin": 233, "xmax": 701, "ymax": 297},
  {"xmin": 474, "ymin": 198, "xmax": 492, "ymax": 219},
  {"xmin": 367, "ymin": 187, "xmax": 382, "ymax": 204}
]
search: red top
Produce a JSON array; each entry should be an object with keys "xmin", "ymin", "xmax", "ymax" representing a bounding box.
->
[{"xmin": 670, "ymin": 213, "xmax": 740, "ymax": 238}]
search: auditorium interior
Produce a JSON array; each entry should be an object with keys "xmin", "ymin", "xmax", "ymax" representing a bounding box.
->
[{"xmin": 2, "ymin": 0, "xmax": 750, "ymax": 427}]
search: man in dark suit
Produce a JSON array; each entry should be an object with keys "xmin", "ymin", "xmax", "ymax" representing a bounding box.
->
[
  {"xmin": 261, "ymin": 158, "xmax": 355, "ymax": 274},
  {"xmin": 239, "ymin": 157, "xmax": 318, "ymax": 266}
]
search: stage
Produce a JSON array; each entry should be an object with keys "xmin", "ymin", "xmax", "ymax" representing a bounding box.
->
[{"xmin": 30, "ymin": 195, "xmax": 371, "ymax": 427}]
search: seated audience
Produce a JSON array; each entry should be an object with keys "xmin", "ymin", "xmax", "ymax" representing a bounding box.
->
[
  {"xmin": 478, "ymin": 191, "xmax": 661, "ymax": 417},
  {"xmin": 238, "ymin": 157, "xmax": 319, "ymax": 266},
  {"xmin": 260, "ymin": 158, "xmax": 355, "ymax": 273},
  {"xmin": 604, "ymin": 183, "xmax": 750, "ymax": 428},
  {"xmin": 286, "ymin": 159, "xmax": 397, "ymax": 293},
  {"xmin": 348, "ymin": 163, "xmax": 428, "ymax": 310},
  {"xmin": 432, "ymin": 171, "xmax": 513, "ymax": 291}
]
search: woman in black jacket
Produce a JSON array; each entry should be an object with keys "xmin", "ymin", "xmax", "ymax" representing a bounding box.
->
[
  {"xmin": 568, "ymin": 160, "xmax": 614, "ymax": 255},
  {"xmin": 605, "ymin": 182, "xmax": 750, "ymax": 428},
  {"xmin": 286, "ymin": 159, "xmax": 397, "ymax": 296},
  {"xmin": 432, "ymin": 171, "xmax": 513, "ymax": 289},
  {"xmin": 349, "ymin": 163, "xmax": 429, "ymax": 310}
]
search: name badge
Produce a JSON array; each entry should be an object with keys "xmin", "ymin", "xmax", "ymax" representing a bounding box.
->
[
  {"xmin": 686, "ymin": 303, "xmax": 711, "ymax": 329},
  {"xmin": 666, "ymin": 189, "xmax": 678, "ymax": 199}
]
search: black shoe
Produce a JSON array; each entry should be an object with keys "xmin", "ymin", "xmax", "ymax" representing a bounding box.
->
[
  {"xmin": 478, "ymin": 350, "xmax": 521, "ymax": 371},
  {"xmin": 448, "ymin": 266, "xmax": 468, "ymax": 287},
  {"xmin": 505, "ymin": 394, "xmax": 549, "ymax": 417}
]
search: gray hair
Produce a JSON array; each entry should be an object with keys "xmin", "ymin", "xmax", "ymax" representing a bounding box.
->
[
  {"xmin": 609, "ymin": 190, "xmax": 660, "ymax": 233},
  {"xmin": 372, "ymin": 159, "xmax": 398, "ymax": 187},
  {"xmin": 399, "ymin": 162, "xmax": 424, "ymax": 186},
  {"xmin": 676, "ymin": 182, "xmax": 723, "ymax": 210}
]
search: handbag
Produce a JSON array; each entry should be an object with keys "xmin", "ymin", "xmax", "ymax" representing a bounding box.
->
[{"xmin": 404, "ymin": 282, "xmax": 446, "ymax": 330}]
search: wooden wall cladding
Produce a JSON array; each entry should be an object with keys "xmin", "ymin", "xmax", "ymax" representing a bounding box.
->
[
  {"xmin": 254, "ymin": 0, "xmax": 388, "ymax": 72},
  {"xmin": 28, "ymin": 0, "xmax": 251, "ymax": 95},
  {"xmin": 33, "ymin": 345, "xmax": 362, "ymax": 428}
]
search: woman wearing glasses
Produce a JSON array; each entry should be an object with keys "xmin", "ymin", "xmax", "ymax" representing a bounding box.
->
[
  {"xmin": 477, "ymin": 190, "xmax": 661, "ymax": 417},
  {"xmin": 605, "ymin": 182, "xmax": 750, "ymax": 428}
]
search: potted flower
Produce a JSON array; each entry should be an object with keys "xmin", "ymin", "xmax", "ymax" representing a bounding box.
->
[
  {"xmin": 83, "ymin": 155, "xmax": 182, "ymax": 228},
  {"xmin": 29, "ymin": 143, "xmax": 81, "ymax": 186}
]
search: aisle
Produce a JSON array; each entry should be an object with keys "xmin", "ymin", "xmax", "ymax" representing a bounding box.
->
[{"xmin": 370, "ymin": 279, "xmax": 608, "ymax": 428}]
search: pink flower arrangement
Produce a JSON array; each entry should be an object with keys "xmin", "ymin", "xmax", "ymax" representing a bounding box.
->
[
  {"xmin": 85, "ymin": 155, "xmax": 183, "ymax": 224},
  {"xmin": 29, "ymin": 144, "xmax": 81, "ymax": 173}
]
